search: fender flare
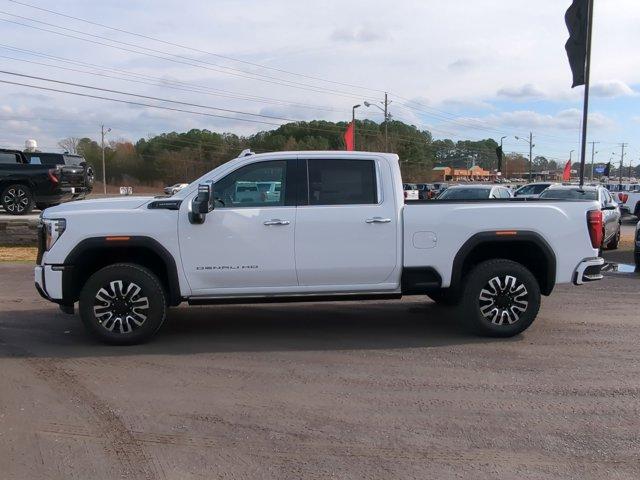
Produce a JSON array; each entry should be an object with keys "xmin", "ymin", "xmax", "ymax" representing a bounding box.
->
[
  {"xmin": 62, "ymin": 236, "xmax": 182, "ymax": 306},
  {"xmin": 450, "ymin": 231, "xmax": 557, "ymax": 295}
]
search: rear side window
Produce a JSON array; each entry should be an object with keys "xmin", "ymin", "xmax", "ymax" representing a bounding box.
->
[
  {"xmin": 0, "ymin": 153, "xmax": 18, "ymax": 164},
  {"xmin": 307, "ymin": 159, "xmax": 377, "ymax": 205}
]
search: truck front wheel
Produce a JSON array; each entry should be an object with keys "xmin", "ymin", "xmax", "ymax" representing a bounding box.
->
[
  {"xmin": 79, "ymin": 263, "xmax": 166, "ymax": 345},
  {"xmin": 458, "ymin": 259, "xmax": 541, "ymax": 337}
]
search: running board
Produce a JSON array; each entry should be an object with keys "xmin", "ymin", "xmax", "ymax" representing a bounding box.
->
[{"xmin": 187, "ymin": 292, "xmax": 402, "ymax": 306}]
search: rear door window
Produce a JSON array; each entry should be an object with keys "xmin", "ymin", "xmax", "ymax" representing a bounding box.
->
[{"xmin": 307, "ymin": 159, "xmax": 377, "ymax": 205}]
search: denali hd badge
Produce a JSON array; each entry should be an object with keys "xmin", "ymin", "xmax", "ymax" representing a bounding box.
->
[{"xmin": 196, "ymin": 265, "xmax": 259, "ymax": 271}]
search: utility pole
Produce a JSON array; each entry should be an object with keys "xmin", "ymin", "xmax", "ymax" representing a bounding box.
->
[
  {"xmin": 100, "ymin": 125, "xmax": 111, "ymax": 195},
  {"xmin": 529, "ymin": 132, "xmax": 533, "ymax": 182},
  {"xmin": 364, "ymin": 94, "xmax": 392, "ymax": 152},
  {"xmin": 619, "ymin": 143, "xmax": 628, "ymax": 187},
  {"xmin": 383, "ymin": 92, "xmax": 389, "ymax": 153},
  {"xmin": 514, "ymin": 133, "xmax": 534, "ymax": 181},
  {"xmin": 588, "ymin": 141, "xmax": 600, "ymax": 181}
]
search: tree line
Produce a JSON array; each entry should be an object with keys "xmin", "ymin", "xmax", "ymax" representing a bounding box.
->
[{"xmin": 56, "ymin": 120, "xmax": 637, "ymax": 186}]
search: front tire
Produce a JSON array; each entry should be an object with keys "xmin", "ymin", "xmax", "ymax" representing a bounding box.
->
[
  {"xmin": 458, "ymin": 259, "xmax": 541, "ymax": 337},
  {"xmin": 79, "ymin": 263, "xmax": 166, "ymax": 345},
  {"xmin": 1, "ymin": 184, "xmax": 34, "ymax": 215}
]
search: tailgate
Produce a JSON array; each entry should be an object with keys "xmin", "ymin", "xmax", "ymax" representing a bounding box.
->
[{"xmin": 58, "ymin": 165, "xmax": 86, "ymax": 189}]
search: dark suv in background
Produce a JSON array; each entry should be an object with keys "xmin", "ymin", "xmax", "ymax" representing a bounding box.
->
[
  {"xmin": 24, "ymin": 152, "xmax": 94, "ymax": 199},
  {"xmin": 0, "ymin": 149, "xmax": 92, "ymax": 215}
]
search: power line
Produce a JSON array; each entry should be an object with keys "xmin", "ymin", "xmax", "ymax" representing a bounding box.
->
[
  {"xmin": 0, "ymin": 69, "xmax": 300, "ymax": 122},
  {"xmin": 0, "ymin": 12, "xmax": 376, "ymax": 101},
  {"xmin": 6, "ymin": 0, "xmax": 385, "ymax": 94},
  {"xmin": 0, "ymin": 47, "xmax": 348, "ymax": 114}
]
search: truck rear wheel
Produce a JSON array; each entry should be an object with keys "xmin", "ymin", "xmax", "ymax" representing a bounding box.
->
[
  {"xmin": 458, "ymin": 259, "xmax": 540, "ymax": 337},
  {"xmin": 79, "ymin": 263, "xmax": 166, "ymax": 345},
  {"xmin": 1, "ymin": 184, "xmax": 34, "ymax": 215}
]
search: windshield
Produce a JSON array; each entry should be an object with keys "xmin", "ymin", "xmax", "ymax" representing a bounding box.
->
[
  {"xmin": 438, "ymin": 188, "xmax": 491, "ymax": 200},
  {"xmin": 539, "ymin": 189, "xmax": 597, "ymax": 200},
  {"xmin": 63, "ymin": 155, "xmax": 86, "ymax": 166}
]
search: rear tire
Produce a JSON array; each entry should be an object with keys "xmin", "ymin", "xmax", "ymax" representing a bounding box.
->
[
  {"xmin": 458, "ymin": 259, "xmax": 541, "ymax": 337},
  {"xmin": 1, "ymin": 184, "xmax": 34, "ymax": 215},
  {"xmin": 79, "ymin": 263, "xmax": 166, "ymax": 345}
]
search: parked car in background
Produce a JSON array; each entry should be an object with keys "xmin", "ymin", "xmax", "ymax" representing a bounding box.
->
[
  {"xmin": 25, "ymin": 152, "xmax": 94, "ymax": 198},
  {"xmin": 0, "ymin": 148, "xmax": 87, "ymax": 214},
  {"xmin": 164, "ymin": 183, "xmax": 189, "ymax": 195},
  {"xmin": 513, "ymin": 182, "xmax": 556, "ymax": 199},
  {"xmin": 416, "ymin": 183, "xmax": 436, "ymax": 200},
  {"xmin": 403, "ymin": 183, "xmax": 419, "ymax": 200},
  {"xmin": 436, "ymin": 184, "xmax": 513, "ymax": 200},
  {"xmin": 540, "ymin": 185, "xmax": 621, "ymax": 249},
  {"xmin": 432, "ymin": 182, "xmax": 449, "ymax": 196}
]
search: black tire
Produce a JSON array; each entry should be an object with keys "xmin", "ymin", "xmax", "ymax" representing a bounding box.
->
[
  {"xmin": 427, "ymin": 289, "xmax": 460, "ymax": 306},
  {"xmin": 606, "ymin": 225, "xmax": 621, "ymax": 250},
  {"xmin": 635, "ymin": 250, "xmax": 640, "ymax": 269},
  {"xmin": 1, "ymin": 184, "xmax": 34, "ymax": 215},
  {"xmin": 79, "ymin": 263, "xmax": 166, "ymax": 345},
  {"xmin": 458, "ymin": 259, "xmax": 541, "ymax": 338}
]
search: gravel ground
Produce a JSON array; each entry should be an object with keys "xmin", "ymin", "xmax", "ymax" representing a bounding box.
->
[{"xmin": 0, "ymin": 261, "xmax": 639, "ymax": 479}]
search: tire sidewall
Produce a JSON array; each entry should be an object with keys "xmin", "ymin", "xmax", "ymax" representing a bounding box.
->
[
  {"xmin": 460, "ymin": 260, "xmax": 541, "ymax": 337},
  {"xmin": 79, "ymin": 264, "xmax": 166, "ymax": 345},
  {"xmin": 2, "ymin": 184, "xmax": 34, "ymax": 215}
]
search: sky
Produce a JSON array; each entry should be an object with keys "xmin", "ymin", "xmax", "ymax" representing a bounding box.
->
[{"xmin": 0, "ymin": 0, "xmax": 638, "ymax": 167}]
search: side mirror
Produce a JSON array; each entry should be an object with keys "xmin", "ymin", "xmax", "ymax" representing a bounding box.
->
[
  {"xmin": 602, "ymin": 204, "xmax": 617, "ymax": 211},
  {"xmin": 189, "ymin": 183, "xmax": 214, "ymax": 224}
]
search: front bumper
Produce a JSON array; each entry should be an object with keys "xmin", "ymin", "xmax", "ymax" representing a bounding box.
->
[
  {"xmin": 573, "ymin": 257, "xmax": 605, "ymax": 285},
  {"xmin": 34, "ymin": 265, "xmax": 65, "ymax": 301}
]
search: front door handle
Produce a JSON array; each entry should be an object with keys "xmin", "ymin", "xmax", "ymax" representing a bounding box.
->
[
  {"xmin": 365, "ymin": 217, "xmax": 392, "ymax": 224},
  {"xmin": 263, "ymin": 219, "xmax": 291, "ymax": 226}
]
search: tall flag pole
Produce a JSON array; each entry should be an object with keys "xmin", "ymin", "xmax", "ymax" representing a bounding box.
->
[{"xmin": 565, "ymin": 0, "xmax": 595, "ymax": 187}]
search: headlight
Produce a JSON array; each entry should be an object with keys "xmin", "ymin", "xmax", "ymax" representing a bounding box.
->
[{"xmin": 42, "ymin": 218, "xmax": 66, "ymax": 251}]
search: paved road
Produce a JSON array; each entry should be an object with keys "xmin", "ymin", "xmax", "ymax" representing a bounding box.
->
[{"xmin": 1, "ymin": 263, "xmax": 639, "ymax": 479}]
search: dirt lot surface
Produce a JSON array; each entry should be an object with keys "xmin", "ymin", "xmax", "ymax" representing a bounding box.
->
[{"xmin": 1, "ymin": 259, "xmax": 639, "ymax": 479}]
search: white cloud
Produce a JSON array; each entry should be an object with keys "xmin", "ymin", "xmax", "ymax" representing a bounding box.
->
[
  {"xmin": 590, "ymin": 80, "xmax": 636, "ymax": 98},
  {"xmin": 330, "ymin": 25, "xmax": 389, "ymax": 43},
  {"xmin": 497, "ymin": 84, "xmax": 546, "ymax": 100},
  {"xmin": 459, "ymin": 109, "xmax": 614, "ymax": 131}
]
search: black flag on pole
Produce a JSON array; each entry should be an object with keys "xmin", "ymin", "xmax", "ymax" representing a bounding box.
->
[
  {"xmin": 565, "ymin": 0, "xmax": 589, "ymax": 88},
  {"xmin": 495, "ymin": 146, "xmax": 503, "ymax": 173},
  {"xmin": 603, "ymin": 162, "xmax": 611, "ymax": 177}
]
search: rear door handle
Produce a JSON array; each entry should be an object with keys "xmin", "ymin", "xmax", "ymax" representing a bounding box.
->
[
  {"xmin": 365, "ymin": 217, "xmax": 392, "ymax": 224},
  {"xmin": 263, "ymin": 219, "xmax": 290, "ymax": 226}
]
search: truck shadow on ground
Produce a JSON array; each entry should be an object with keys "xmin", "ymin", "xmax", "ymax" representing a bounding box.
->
[{"xmin": 0, "ymin": 300, "xmax": 517, "ymax": 358}]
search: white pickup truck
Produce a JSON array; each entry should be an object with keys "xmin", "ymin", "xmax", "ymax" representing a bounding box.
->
[{"xmin": 35, "ymin": 150, "xmax": 605, "ymax": 344}]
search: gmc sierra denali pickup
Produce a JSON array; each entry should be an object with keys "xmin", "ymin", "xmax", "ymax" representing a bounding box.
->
[{"xmin": 35, "ymin": 150, "xmax": 605, "ymax": 344}]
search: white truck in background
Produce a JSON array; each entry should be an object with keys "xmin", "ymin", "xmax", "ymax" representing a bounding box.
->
[{"xmin": 35, "ymin": 150, "xmax": 605, "ymax": 344}]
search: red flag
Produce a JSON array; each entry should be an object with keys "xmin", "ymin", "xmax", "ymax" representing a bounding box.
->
[
  {"xmin": 563, "ymin": 159, "xmax": 572, "ymax": 181},
  {"xmin": 343, "ymin": 121, "xmax": 354, "ymax": 151}
]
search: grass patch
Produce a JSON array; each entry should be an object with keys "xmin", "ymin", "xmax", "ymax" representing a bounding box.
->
[{"xmin": 0, "ymin": 246, "xmax": 37, "ymax": 263}]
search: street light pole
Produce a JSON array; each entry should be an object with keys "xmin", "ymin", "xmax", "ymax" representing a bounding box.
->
[
  {"xmin": 352, "ymin": 104, "xmax": 361, "ymax": 151},
  {"xmin": 100, "ymin": 124, "xmax": 111, "ymax": 195}
]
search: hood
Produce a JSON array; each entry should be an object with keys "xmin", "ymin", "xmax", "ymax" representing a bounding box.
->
[{"xmin": 43, "ymin": 196, "xmax": 153, "ymax": 217}]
